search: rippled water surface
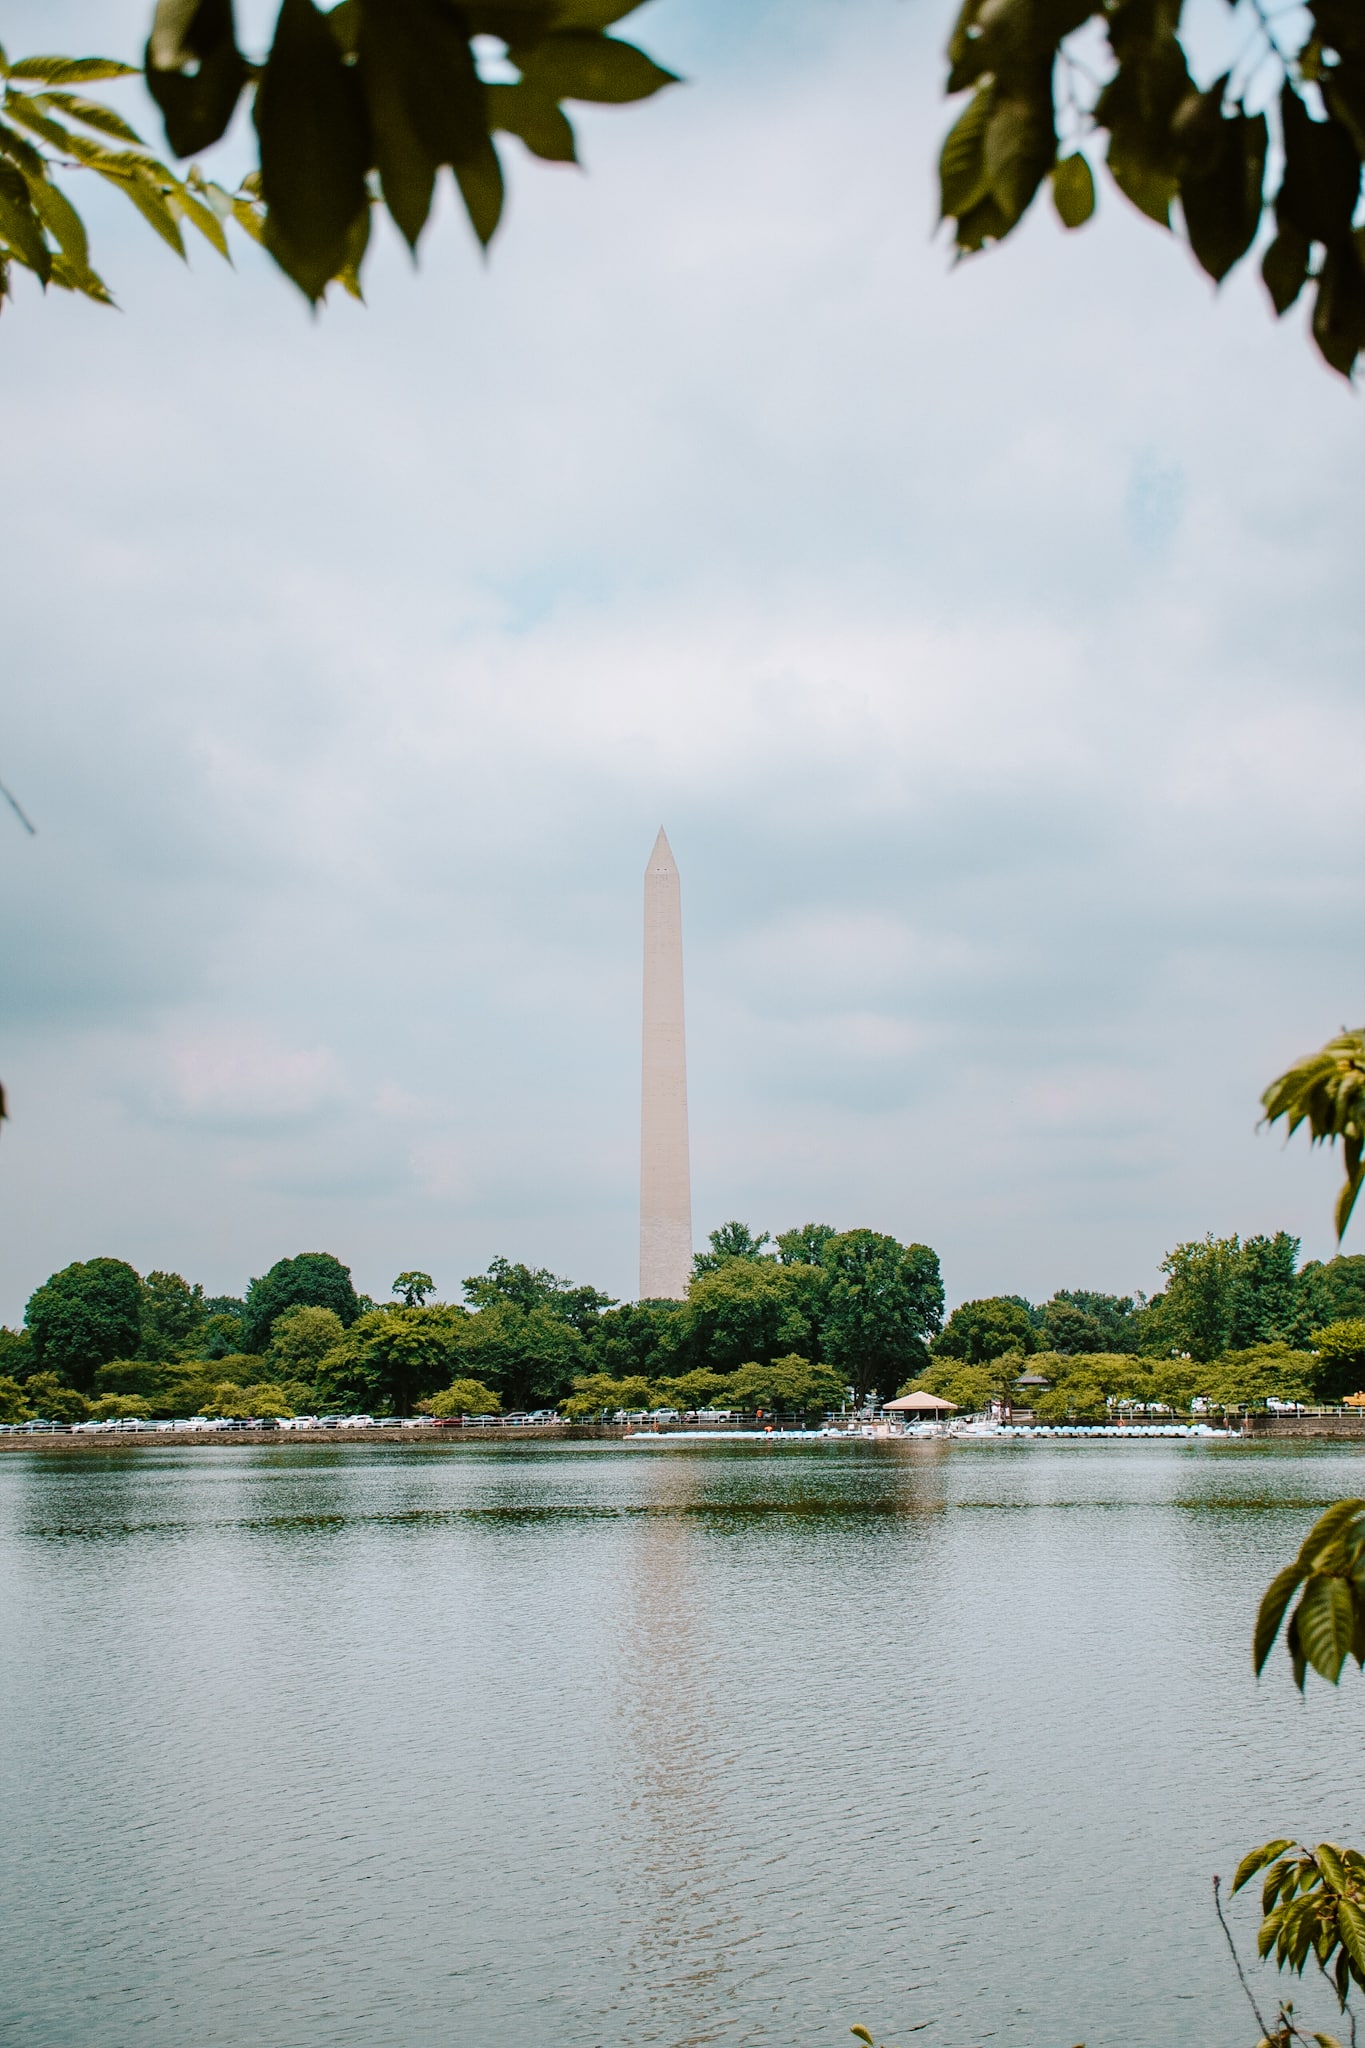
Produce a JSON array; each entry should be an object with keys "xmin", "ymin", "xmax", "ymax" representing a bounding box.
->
[{"xmin": 2, "ymin": 1439, "xmax": 1361, "ymax": 2048}]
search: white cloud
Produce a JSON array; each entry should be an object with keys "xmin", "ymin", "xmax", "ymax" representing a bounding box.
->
[{"xmin": 147, "ymin": 1030, "xmax": 348, "ymax": 1130}]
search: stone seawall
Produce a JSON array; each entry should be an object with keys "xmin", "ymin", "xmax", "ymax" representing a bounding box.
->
[{"xmin": 1240, "ymin": 1413, "xmax": 1365, "ymax": 1439}]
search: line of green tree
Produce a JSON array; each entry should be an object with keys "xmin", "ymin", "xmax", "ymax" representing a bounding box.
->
[
  {"xmin": 905, "ymin": 1233, "xmax": 1365, "ymax": 1420},
  {"xmin": 0, "ymin": 1230, "xmax": 942, "ymax": 1422},
  {"xmin": 906, "ymin": 1325, "xmax": 1365, "ymax": 1423},
  {"xmin": 1, "ymin": 1229, "xmax": 1361, "ymax": 1427}
]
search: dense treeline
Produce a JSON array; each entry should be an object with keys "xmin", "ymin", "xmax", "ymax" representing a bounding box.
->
[
  {"xmin": 0, "ymin": 1228, "xmax": 1362, "ymax": 1426},
  {"xmin": 909, "ymin": 1232, "xmax": 1365, "ymax": 1419},
  {"xmin": 0, "ymin": 1229, "xmax": 943, "ymax": 1423}
]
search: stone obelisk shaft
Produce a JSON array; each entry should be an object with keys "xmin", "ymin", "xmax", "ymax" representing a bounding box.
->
[{"xmin": 640, "ymin": 828, "xmax": 692, "ymax": 1300}]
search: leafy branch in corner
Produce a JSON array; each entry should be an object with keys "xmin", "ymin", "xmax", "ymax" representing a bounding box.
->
[
  {"xmin": 1262, "ymin": 1033, "xmax": 1365, "ymax": 1245},
  {"xmin": 0, "ymin": 1, "xmax": 678, "ymax": 314},
  {"xmin": 0, "ymin": 44, "xmax": 262, "ymax": 310},
  {"xmin": 1254, "ymin": 1497, "xmax": 1365, "ymax": 1692},
  {"xmin": 938, "ymin": 0, "xmax": 1365, "ymax": 376},
  {"xmin": 1230, "ymin": 1844, "xmax": 1365, "ymax": 2029},
  {"xmin": 1223, "ymin": 1498, "xmax": 1365, "ymax": 2044}
]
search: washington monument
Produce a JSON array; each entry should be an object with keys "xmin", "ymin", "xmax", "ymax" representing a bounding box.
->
[{"xmin": 639, "ymin": 828, "xmax": 692, "ymax": 1299}]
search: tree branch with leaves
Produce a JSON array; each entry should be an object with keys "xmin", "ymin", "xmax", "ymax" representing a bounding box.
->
[
  {"xmin": 1263, "ymin": 1033, "xmax": 1365, "ymax": 1246},
  {"xmin": 3, "ymin": 0, "xmax": 1362, "ymax": 379},
  {"xmin": 939, "ymin": 0, "xmax": 1365, "ymax": 377},
  {"xmin": 0, "ymin": 1, "xmax": 678, "ymax": 313}
]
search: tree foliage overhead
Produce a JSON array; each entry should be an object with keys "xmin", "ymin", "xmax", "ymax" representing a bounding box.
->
[
  {"xmin": 3, "ymin": 0, "xmax": 1359, "ymax": 386},
  {"xmin": 939, "ymin": 0, "xmax": 1365, "ymax": 376},
  {"xmin": 0, "ymin": 41, "xmax": 259, "ymax": 312},
  {"xmin": 0, "ymin": 0, "xmax": 678, "ymax": 314}
]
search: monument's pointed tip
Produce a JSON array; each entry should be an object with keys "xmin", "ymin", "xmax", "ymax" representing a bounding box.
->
[{"xmin": 647, "ymin": 826, "xmax": 678, "ymax": 874}]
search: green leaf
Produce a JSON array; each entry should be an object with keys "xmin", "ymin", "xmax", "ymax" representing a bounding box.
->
[
  {"xmin": 1179, "ymin": 108, "xmax": 1267, "ymax": 284},
  {"xmin": 1278, "ymin": 86, "xmax": 1361, "ymax": 246},
  {"xmin": 327, "ymin": 0, "xmax": 361, "ymax": 59},
  {"xmin": 255, "ymin": 0, "xmax": 370, "ymax": 300},
  {"xmin": 1051, "ymin": 152, "xmax": 1095, "ymax": 228},
  {"xmin": 940, "ymin": 84, "xmax": 992, "ymax": 223},
  {"xmin": 0, "ymin": 117, "xmax": 45, "ymax": 178},
  {"xmin": 37, "ymin": 92, "xmax": 146, "ymax": 146},
  {"xmin": 145, "ymin": 0, "xmax": 249, "ymax": 158},
  {"xmin": 1259, "ymin": 1904, "xmax": 1285, "ymax": 1959},
  {"xmin": 1, "ymin": 94, "xmax": 84, "ymax": 155},
  {"xmin": 1107, "ymin": 133, "xmax": 1178, "ymax": 228},
  {"xmin": 982, "ymin": 80, "xmax": 1056, "ymax": 229},
  {"xmin": 516, "ymin": 31, "xmax": 679, "ymax": 104},
  {"xmin": 357, "ymin": 0, "xmax": 489, "ymax": 249},
  {"xmin": 6, "ymin": 57, "xmax": 139, "ymax": 84},
  {"xmin": 231, "ymin": 191, "xmax": 265, "ymax": 244},
  {"xmin": 550, "ymin": 1, "xmax": 652, "ymax": 25},
  {"xmin": 1255, "ymin": 1562, "xmax": 1306, "ymax": 1674},
  {"xmin": 0, "ymin": 160, "xmax": 50, "ymax": 280},
  {"xmin": 1300, "ymin": 1500, "xmax": 1365, "ymax": 1564},
  {"xmin": 47, "ymin": 248, "xmax": 115, "ymax": 303},
  {"xmin": 336, "ymin": 196, "xmax": 370, "ymax": 298},
  {"xmin": 945, "ymin": 0, "xmax": 992, "ymax": 95},
  {"xmin": 1296, "ymin": 1575, "xmax": 1356, "ymax": 1683},
  {"xmin": 1322, "ymin": 68, "xmax": 1365, "ymax": 163},
  {"xmin": 1334, "ymin": 1141, "xmax": 1365, "ymax": 1236},
  {"xmin": 454, "ymin": 136, "xmax": 504, "ymax": 246},
  {"xmin": 1287, "ymin": 1605, "xmax": 1308, "ymax": 1692},
  {"xmin": 1235, "ymin": 1840, "xmax": 1296, "ymax": 1894},
  {"xmin": 1262, "ymin": 226, "xmax": 1312, "ymax": 315},
  {"xmin": 168, "ymin": 181, "xmax": 231, "ymax": 258},
  {"xmin": 487, "ymin": 81, "xmax": 576, "ymax": 161},
  {"xmin": 97, "ymin": 164, "xmax": 188, "ymax": 258},
  {"xmin": 24, "ymin": 172, "xmax": 91, "ymax": 271},
  {"xmin": 1337, "ymin": 1899, "xmax": 1365, "ymax": 1982}
]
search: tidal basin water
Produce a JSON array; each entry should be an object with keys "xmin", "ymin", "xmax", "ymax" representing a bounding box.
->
[{"xmin": 2, "ymin": 1440, "xmax": 1361, "ymax": 2048}]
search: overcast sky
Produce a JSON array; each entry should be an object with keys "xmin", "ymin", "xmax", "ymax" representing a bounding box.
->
[{"xmin": 1, "ymin": 0, "xmax": 1361, "ymax": 1324}]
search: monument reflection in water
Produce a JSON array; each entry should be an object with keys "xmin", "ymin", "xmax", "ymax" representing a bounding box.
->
[{"xmin": 614, "ymin": 1453, "xmax": 742, "ymax": 2041}]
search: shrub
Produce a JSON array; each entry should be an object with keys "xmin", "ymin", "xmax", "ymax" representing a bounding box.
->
[
  {"xmin": 21, "ymin": 1373, "xmax": 91, "ymax": 1423},
  {"xmin": 0, "ymin": 1375, "xmax": 32, "ymax": 1423}
]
